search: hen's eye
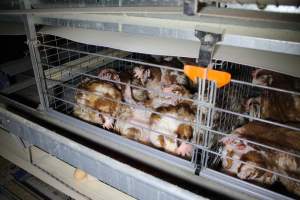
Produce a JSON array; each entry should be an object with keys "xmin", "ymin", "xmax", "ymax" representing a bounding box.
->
[{"xmin": 181, "ymin": 135, "xmax": 187, "ymax": 140}]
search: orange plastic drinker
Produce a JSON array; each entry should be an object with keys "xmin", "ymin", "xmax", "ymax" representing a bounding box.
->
[{"xmin": 184, "ymin": 64, "xmax": 231, "ymax": 88}]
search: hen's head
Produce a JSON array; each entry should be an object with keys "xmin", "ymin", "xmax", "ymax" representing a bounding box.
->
[{"xmin": 176, "ymin": 124, "xmax": 193, "ymax": 141}]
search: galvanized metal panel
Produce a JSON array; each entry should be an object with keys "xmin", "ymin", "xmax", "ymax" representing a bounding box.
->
[
  {"xmin": 39, "ymin": 26, "xmax": 201, "ymax": 58},
  {"xmin": 213, "ymin": 44, "xmax": 300, "ymax": 78},
  {"xmin": 0, "ymin": 107, "xmax": 206, "ymax": 200}
]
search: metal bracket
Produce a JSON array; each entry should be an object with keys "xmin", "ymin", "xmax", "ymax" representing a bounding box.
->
[
  {"xmin": 195, "ymin": 30, "xmax": 222, "ymax": 67},
  {"xmin": 26, "ymin": 39, "xmax": 40, "ymax": 47},
  {"xmin": 23, "ymin": 14, "xmax": 49, "ymax": 110},
  {"xmin": 183, "ymin": 0, "xmax": 198, "ymax": 15},
  {"xmin": 184, "ymin": 0, "xmax": 209, "ymax": 15}
]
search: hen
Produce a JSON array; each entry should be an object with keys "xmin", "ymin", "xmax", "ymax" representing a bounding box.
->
[
  {"xmin": 220, "ymin": 122, "xmax": 300, "ymax": 195},
  {"xmin": 247, "ymin": 69, "xmax": 300, "ymax": 123},
  {"xmin": 74, "ymin": 78, "xmax": 122, "ymax": 129},
  {"xmin": 98, "ymin": 67, "xmax": 148, "ymax": 104},
  {"xmin": 133, "ymin": 65, "xmax": 193, "ymax": 108},
  {"xmin": 246, "ymin": 92, "xmax": 300, "ymax": 123},
  {"xmin": 252, "ymin": 69, "xmax": 300, "ymax": 91},
  {"xmin": 115, "ymin": 105, "xmax": 151, "ymax": 144},
  {"xmin": 149, "ymin": 103, "xmax": 196, "ymax": 157}
]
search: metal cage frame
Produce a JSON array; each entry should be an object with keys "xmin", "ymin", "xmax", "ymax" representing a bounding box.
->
[{"xmin": 4, "ymin": 1, "xmax": 299, "ymax": 199}]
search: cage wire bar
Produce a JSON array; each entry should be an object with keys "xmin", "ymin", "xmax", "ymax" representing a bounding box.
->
[{"xmin": 191, "ymin": 77, "xmax": 217, "ymax": 171}]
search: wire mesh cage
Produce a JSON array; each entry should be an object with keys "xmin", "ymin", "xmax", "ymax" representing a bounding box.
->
[
  {"xmin": 36, "ymin": 29, "xmax": 300, "ymax": 199},
  {"xmin": 36, "ymin": 32, "xmax": 218, "ymax": 170},
  {"xmin": 204, "ymin": 60, "xmax": 300, "ymax": 198}
]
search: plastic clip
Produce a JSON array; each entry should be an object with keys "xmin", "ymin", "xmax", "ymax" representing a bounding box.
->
[{"xmin": 184, "ymin": 64, "xmax": 231, "ymax": 88}]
